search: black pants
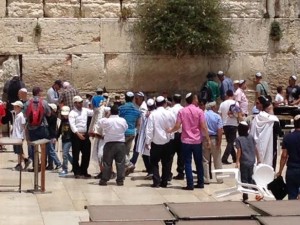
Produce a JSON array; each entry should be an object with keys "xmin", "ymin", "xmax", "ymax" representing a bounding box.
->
[
  {"xmin": 170, "ymin": 133, "xmax": 184, "ymax": 176},
  {"xmin": 240, "ymin": 164, "xmax": 254, "ymax": 201},
  {"xmin": 102, "ymin": 142, "xmax": 126, "ymax": 183},
  {"xmin": 150, "ymin": 142, "xmax": 172, "ymax": 186},
  {"xmin": 71, "ymin": 133, "xmax": 91, "ymax": 176},
  {"xmin": 222, "ymin": 126, "xmax": 237, "ymax": 162}
]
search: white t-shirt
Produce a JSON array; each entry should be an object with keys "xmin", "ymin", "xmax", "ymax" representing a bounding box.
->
[
  {"xmin": 218, "ymin": 99, "xmax": 239, "ymax": 126},
  {"xmin": 275, "ymin": 93, "xmax": 284, "ymax": 103},
  {"xmin": 12, "ymin": 112, "xmax": 26, "ymax": 139}
]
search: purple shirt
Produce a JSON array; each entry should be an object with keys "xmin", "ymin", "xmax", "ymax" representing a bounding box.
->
[{"xmin": 177, "ymin": 104, "xmax": 205, "ymax": 144}]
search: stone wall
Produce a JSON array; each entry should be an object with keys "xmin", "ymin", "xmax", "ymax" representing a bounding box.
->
[{"xmin": 0, "ymin": 0, "xmax": 300, "ymax": 105}]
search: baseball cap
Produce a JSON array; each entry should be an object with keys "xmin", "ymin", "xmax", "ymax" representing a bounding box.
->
[
  {"xmin": 11, "ymin": 101, "xmax": 24, "ymax": 108},
  {"xmin": 61, "ymin": 106, "xmax": 70, "ymax": 116},
  {"xmin": 73, "ymin": 96, "xmax": 83, "ymax": 103},
  {"xmin": 48, "ymin": 103, "xmax": 57, "ymax": 112}
]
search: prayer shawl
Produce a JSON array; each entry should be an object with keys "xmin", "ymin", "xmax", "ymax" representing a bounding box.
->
[
  {"xmin": 136, "ymin": 111, "xmax": 151, "ymax": 156},
  {"xmin": 250, "ymin": 111, "xmax": 279, "ymax": 166},
  {"xmin": 90, "ymin": 105, "xmax": 106, "ymax": 165}
]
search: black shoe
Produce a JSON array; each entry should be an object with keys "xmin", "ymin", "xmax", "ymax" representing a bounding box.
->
[
  {"xmin": 160, "ymin": 183, "xmax": 167, "ymax": 188},
  {"xmin": 94, "ymin": 172, "xmax": 102, "ymax": 179},
  {"xmin": 182, "ymin": 186, "xmax": 194, "ymax": 190},
  {"xmin": 54, "ymin": 164, "xmax": 62, "ymax": 170},
  {"xmin": 46, "ymin": 165, "xmax": 54, "ymax": 170},
  {"xmin": 195, "ymin": 184, "xmax": 204, "ymax": 189},
  {"xmin": 99, "ymin": 180, "xmax": 107, "ymax": 186},
  {"xmin": 222, "ymin": 160, "xmax": 232, "ymax": 165},
  {"xmin": 151, "ymin": 184, "xmax": 160, "ymax": 188},
  {"xmin": 173, "ymin": 174, "xmax": 184, "ymax": 180},
  {"xmin": 74, "ymin": 174, "xmax": 82, "ymax": 179},
  {"xmin": 83, "ymin": 174, "xmax": 92, "ymax": 179},
  {"xmin": 116, "ymin": 182, "xmax": 124, "ymax": 186}
]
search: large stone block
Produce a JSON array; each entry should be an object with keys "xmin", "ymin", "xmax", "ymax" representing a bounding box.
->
[
  {"xmin": 37, "ymin": 18, "xmax": 101, "ymax": 54},
  {"xmin": 44, "ymin": 0, "xmax": 80, "ymax": 18},
  {"xmin": 229, "ymin": 19, "xmax": 270, "ymax": 52},
  {"xmin": 22, "ymin": 54, "xmax": 72, "ymax": 91},
  {"xmin": 7, "ymin": 0, "xmax": 43, "ymax": 18},
  {"xmin": 221, "ymin": 0, "xmax": 262, "ymax": 18},
  {"xmin": 103, "ymin": 54, "xmax": 133, "ymax": 91},
  {"xmin": 0, "ymin": 1, "xmax": 6, "ymax": 17},
  {"xmin": 0, "ymin": 19, "xmax": 38, "ymax": 54},
  {"xmin": 72, "ymin": 54, "xmax": 105, "ymax": 92},
  {"xmin": 101, "ymin": 19, "xmax": 141, "ymax": 53},
  {"xmin": 82, "ymin": 0, "xmax": 136, "ymax": 18}
]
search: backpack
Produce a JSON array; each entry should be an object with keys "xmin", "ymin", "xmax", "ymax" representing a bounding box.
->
[
  {"xmin": 199, "ymin": 81, "xmax": 213, "ymax": 102},
  {"xmin": 228, "ymin": 101, "xmax": 241, "ymax": 118},
  {"xmin": 26, "ymin": 98, "xmax": 45, "ymax": 126}
]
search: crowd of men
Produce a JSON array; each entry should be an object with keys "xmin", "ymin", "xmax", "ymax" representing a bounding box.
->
[{"xmin": 1, "ymin": 71, "xmax": 300, "ymax": 198}]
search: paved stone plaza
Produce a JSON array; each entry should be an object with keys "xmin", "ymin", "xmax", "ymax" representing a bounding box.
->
[{"xmin": 0, "ymin": 136, "xmax": 283, "ymax": 225}]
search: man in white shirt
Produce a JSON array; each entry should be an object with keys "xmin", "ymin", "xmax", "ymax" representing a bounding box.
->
[
  {"xmin": 218, "ymin": 90, "xmax": 240, "ymax": 164},
  {"xmin": 146, "ymin": 96, "xmax": 176, "ymax": 188},
  {"xmin": 46, "ymin": 80, "xmax": 62, "ymax": 104},
  {"xmin": 169, "ymin": 94, "xmax": 184, "ymax": 180},
  {"xmin": 69, "ymin": 96, "xmax": 94, "ymax": 178},
  {"xmin": 98, "ymin": 105, "xmax": 128, "ymax": 186}
]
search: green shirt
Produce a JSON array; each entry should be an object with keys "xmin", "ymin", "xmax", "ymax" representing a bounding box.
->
[{"xmin": 207, "ymin": 80, "xmax": 220, "ymax": 101}]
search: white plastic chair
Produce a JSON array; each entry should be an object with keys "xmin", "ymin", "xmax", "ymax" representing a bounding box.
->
[{"xmin": 212, "ymin": 164, "xmax": 275, "ymax": 200}]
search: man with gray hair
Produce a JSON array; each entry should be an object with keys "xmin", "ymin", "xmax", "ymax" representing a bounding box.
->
[
  {"xmin": 203, "ymin": 101, "xmax": 223, "ymax": 184},
  {"xmin": 58, "ymin": 82, "xmax": 79, "ymax": 109}
]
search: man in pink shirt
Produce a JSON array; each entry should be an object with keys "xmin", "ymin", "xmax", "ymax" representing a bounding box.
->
[
  {"xmin": 234, "ymin": 80, "xmax": 248, "ymax": 117},
  {"xmin": 168, "ymin": 93, "xmax": 210, "ymax": 190}
]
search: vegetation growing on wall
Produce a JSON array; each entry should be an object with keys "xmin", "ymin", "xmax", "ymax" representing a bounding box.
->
[
  {"xmin": 134, "ymin": 0, "xmax": 232, "ymax": 57},
  {"xmin": 270, "ymin": 21, "xmax": 282, "ymax": 41}
]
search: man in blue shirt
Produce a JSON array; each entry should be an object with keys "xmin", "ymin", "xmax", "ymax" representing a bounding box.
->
[
  {"xmin": 119, "ymin": 91, "xmax": 141, "ymax": 175},
  {"xmin": 203, "ymin": 101, "xmax": 223, "ymax": 184},
  {"xmin": 91, "ymin": 88, "xmax": 105, "ymax": 108},
  {"xmin": 217, "ymin": 71, "xmax": 234, "ymax": 101}
]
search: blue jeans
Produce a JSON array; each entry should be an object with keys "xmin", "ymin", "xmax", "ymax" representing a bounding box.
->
[
  {"xmin": 28, "ymin": 126, "xmax": 49, "ymax": 162},
  {"xmin": 62, "ymin": 141, "xmax": 73, "ymax": 171},
  {"xmin": 46, "ymin": 142, "xmax": 61, "ymax": 167},
  {"xmin": 286, "ymin": 167, "xmax": 300, "ymax": 200},
  {"xmin": 182, "ymin": 143, "xmax": 204, "ymax": 187}
]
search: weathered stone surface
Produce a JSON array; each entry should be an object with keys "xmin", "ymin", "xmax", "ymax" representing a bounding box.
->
[
  {"xmin": 44, "ymin": 0, "xmax": 80, "ymax": 18},
  {"xmin": 221, "ymin": 0, "xmax": 262, "ymax": 18},
  {"xmin": 22, "ymin": 54, "xmax": 72, "ymax": 91},
  {"xmin": 7, "ymin": 0, "xmax": 43, "ymax": 18},
  {"xmin": 72, "ymin": 54, "xmax": 105, "ymax": 92},
  {"xmin": 0, "ymin": 19, "xmax": 38, "ymax": 54},
  {"xmin": 37, "ymin": 18, "xmax": 101, "ymax": 54},
  {"xmin": 101, "ymin": 19, "xmax": 140, "ymax": 53},
  {"xmin": 0, "ymin": 1, "xmax": 6, "ymax": 18},
  {"xmin": 0, "ymin": 56, "xmax": 20, "ymax": 93}
]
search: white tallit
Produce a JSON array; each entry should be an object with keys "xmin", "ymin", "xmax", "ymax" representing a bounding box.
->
[{"xmin": 249, "ymin": 111, "xmax": 279, "ymax": 166}]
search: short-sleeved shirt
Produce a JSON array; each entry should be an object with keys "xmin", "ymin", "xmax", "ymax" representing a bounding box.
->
[
  {"xmin": 282, "ymin": 130, "xmax": 300, "ymax": 169},
  {"xmin": 177, "ymin": 104, "xmax": 205, "ymax": 144},
  {"xmin": 218, "ymin": 99, "xmax": 239, "ymax": 126},
  {"xmin": 205, "ymin": 109, "xmax": 223, "ymax": 136},
  {"xmin": 119, "ymin": 102, "xmax": 141, "ymax": 136},
  {"xmin": 220, "ymin": 77, "xmax": 234, "ymax": 100},
  {"xmin": 92, "ymin": 95, "xmax": 105, "ymax": 108},
  {"xmin": 234, "ymin": 88, "xmax": 248, "ymax": 115},
  {"xmin": 235, "ymin": 135, "xmax": 256, "ymax": 167},
  {"xmin": 207, "ymin": 80, "xmax": 220, "ymax": 101},
  {"xmin": 12, "ymin": 112, "xmax": 26, "ymax": 139},
  {"xmin": 256, "ymin": 81, "xmax": 269, "ymax": 97}
]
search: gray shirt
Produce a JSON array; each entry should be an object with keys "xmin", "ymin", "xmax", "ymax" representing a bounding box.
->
[
  {"xmin": 235, "ymin": 135, "xmax": 256, "ymax": 167},
  {"xmin": 256, "ymin": 81, "xmax": 269, "ymax": 97}
]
